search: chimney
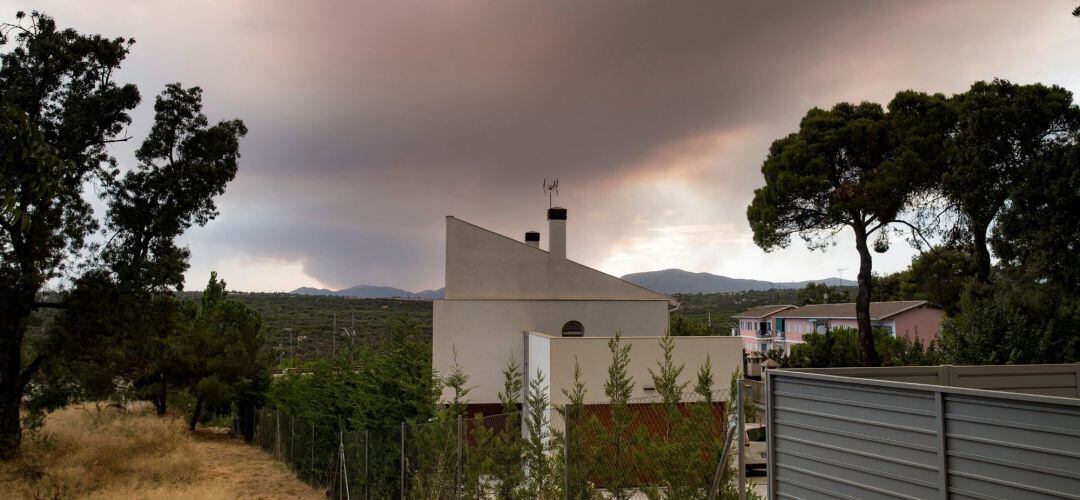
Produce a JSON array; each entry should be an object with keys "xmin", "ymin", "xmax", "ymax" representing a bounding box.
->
[
  {"xmin": 548, "ymin": 207, "xmax": 567, "ymax": 260},
  {"xmin": 525, "ymin": 231, "xmax": 540, "ymax": 248}
]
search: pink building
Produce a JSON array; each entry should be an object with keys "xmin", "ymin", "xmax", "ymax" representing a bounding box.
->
[
  {"xmin": 733, "ymin": 304, "xmax": 797, "ymax": 353},
  {"xmin": 734, "ymin": 300, "xmax": 944, "ymax": 354}
]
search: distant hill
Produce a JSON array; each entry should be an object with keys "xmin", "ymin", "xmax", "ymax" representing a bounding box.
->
[
  {"xmin": 290, "ymin": 267, "xmax": 852, "ymax": 299},
  {"xmin": 621, "ymin": 269, "xmax": 855, "ymax": 295},
  {"xmin": 289, "ymin": 285, "xmax": 445, "ymax": 300}
]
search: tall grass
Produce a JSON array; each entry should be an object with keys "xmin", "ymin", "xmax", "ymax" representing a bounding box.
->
[{"xmin": 0, "ymin": 403, "xmax": 318, "ymax": 499}]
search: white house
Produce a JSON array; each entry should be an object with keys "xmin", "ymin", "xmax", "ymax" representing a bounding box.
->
[{"xmin": 432, "ymin": 207, "xmax": 742, "ymax": 413}]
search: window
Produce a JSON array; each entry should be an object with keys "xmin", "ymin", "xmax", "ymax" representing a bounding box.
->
[{"xmin": 561, "ymin": 321, "xmax": 584, "ymax": 337}]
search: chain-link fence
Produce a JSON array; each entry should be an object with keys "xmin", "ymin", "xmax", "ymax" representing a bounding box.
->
[{"xmin": 251, "ymin": 390, "xmax": 753, "ymax": 499}]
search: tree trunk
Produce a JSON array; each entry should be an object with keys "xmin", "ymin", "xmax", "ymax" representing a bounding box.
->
[
  {"xmin": 0, "ymin": 329, "xmax": 24, "ymax": 459},
  {"xmin": 189, "ymin": 397, "xmax": 204, "ymax": 432},
  {"xmin": 972, "ymin": 221, "xmax": 992, "ymax": 284},
  {"xmin": 0, "ymin": 286, "xmax": 33, "ymax": 459},
  {"xmin": 154, "ymin": 375, "xmax": 168, "ymax": 416},
  {"xmin": 854, "ymin": 224, "xmax": 881, "ymax": 367}
]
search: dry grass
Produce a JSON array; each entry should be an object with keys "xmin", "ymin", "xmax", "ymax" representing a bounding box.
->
[{"xmin": 0, "ymin": 404, "xmax": 323, "ymax": 499}]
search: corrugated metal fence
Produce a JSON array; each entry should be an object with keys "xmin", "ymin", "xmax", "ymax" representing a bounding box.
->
[{"xmin": 765, "ymin": 365, "xmax": 1080, "ymax": 499}]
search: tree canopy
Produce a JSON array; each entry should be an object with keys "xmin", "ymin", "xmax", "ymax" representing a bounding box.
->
[{"xmin": 747, "ymin": 94, "xmax": 947, "ymax": 366}]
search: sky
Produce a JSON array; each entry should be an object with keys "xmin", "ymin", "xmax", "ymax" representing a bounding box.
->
[{"xmin": 6, "ymin": 1, "xmax": 1080, "ymax": 292}]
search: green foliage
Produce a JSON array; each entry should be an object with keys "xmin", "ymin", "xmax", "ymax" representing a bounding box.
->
[
  {"xmin": 598, "ymin": 332, "xmax": 638, "ymax": 499},
  {"xmin": 270, "ymin": 316, "xmax": 436, "ymax": 498},
  {"xmin": 0, "ymin": 9, "xmax": 142, "ymax": 457},
  {"xmin": 797, "ymin": 282, "xmax": 849, "ymax": 305},
  {"xmin": 938, "ymin": 281, "xmax": 1080, "ymax": 365},
  {"xmin": 747, "ymin": 94, "xmax": 947, "ymax": 367},
  {"xmin": 669, "ymin": 313, "xmax": 715, "ymax": 336},
  {"xmin": 522, "ymin": 369, "xmax": 561, "ymax": 499},
  {"xmin": 174, "ymin": 272, "xmax": 271, "ymax": 431},
  {"xmin": 941, "ymin": 79, "xmax": 1080, "ymax": 283},
  {"xmin": 787, "ymin": 327, "xmax": 942, "ymax": 368},
  {"xmin": 990, "ymin": 143, "xmax": 1080, "ymax": 295},
  {"xmin": 104, "ymin": 84, "xmax": 246, "ymax": 293}
]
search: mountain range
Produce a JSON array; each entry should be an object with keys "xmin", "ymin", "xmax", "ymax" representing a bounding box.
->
[
  {"xmin": 289, "ymin": 285, "xmax": 445, "ymax": 300},
  {"xmin": 289, "ymin": 268, "xmax": 854, "ymax": 299},
  {"xmin": 619, "ymin": 268, "xmax": 855, "ymax": 295}
]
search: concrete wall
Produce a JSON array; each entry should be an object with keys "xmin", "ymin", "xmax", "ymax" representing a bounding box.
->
[
  {"xmin": 543, "ymin": 334, "xmax": 744, "ymax": 405},
  {"xmin": 433, "ymin": 298, "xmax": 670, "ymax": 403}
]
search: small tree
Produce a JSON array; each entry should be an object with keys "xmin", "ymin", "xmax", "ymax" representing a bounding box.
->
[
  {"xmin": 599, "ymin": 332, "xmax": 638, "ymax": 499},
  {"xmin": 173, "ymin": 272, "xmax": 270, "ymax": 431},
  {"xmin": 523, "ymin": 369, "xmax": 561, "ymax": 499},
  {"xmin": 562, "ymin": 359, "xmax": 599, "ymax": 500}
]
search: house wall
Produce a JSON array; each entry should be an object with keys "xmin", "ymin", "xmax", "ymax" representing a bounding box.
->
[
  {"xmin": 543, "ymin": 334, "xmax": 744, "ymax": 405},
  {"xmin": 891, "ymin": 305, "xmax": 945, "ymax": 343},
  {"xmin": 433, "ymin": 298, "xmax": 670, "ymax": 403}
]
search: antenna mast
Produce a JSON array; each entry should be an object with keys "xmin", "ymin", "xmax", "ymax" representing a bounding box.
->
[{"xmin": 543, "ymin": 178, "xmax": 559, "ymax": 208}]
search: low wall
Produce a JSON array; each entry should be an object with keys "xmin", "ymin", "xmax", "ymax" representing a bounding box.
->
[{"xmin": 528, "ymin": 333, "xmax": 744, "ymax": 405}]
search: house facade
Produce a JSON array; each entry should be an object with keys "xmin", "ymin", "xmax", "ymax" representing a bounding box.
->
[
  {"xmin": 433, "ymin": 207, "xmax": 742, "ymax": 410},
  {"xmin": 734, "ymin": 300, "xmax": 944, "ymax": 354}
]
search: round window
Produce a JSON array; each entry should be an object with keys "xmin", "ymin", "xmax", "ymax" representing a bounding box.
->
[{"xmin": 561, "ymin": 321, "xmax": 584, "ymax": 337}]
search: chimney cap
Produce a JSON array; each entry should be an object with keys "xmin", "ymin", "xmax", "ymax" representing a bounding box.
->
[
  {"xmin": 547, "ymin": 207, "xmax": 567, "ymax": 220},
  {"xmin": 525, "ymin": 231, "xmax": 540, "ymax": 242}
]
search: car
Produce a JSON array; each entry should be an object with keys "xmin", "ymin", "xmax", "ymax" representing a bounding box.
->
[{"xmin": 742, "ymin": 422, "xmax": 767, "ymax": 471}]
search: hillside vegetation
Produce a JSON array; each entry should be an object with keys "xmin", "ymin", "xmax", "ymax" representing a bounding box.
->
[
  {"xmin": 184, "ymin": 293, "xmax": 433, "ymax": 369},
  {"xmin": 0, "ymin": 404, "xmax": 321, "ymax": 499}
]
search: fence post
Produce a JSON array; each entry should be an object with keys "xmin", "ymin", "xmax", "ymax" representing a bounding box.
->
[
  {"xmin": 400, "ymin": 421, "xmax": 406, "ymax": 500},
  {"xmin": 340, "ymin": 429, "xmax": 350, "ymax": 500},
  {"xmin": 456, "ymin": 414, "xmax": 463, "ymax": 500},
  {"xmin": 276, "ymin": 411, "xmax": 282, "ymax": 460},
  {"xmin": 364, "ymin": 429, "xmax": 370, "ymax": 500},
  {"xmin": 737, "ymin": 382, "xmax": 746, "ymax": 500},
  {"xmin": 935, "ymin": 391, "xmax": 949, "ymax": 499},
  {"xmin": 707, "ymin": 422, "xmax": 738, "ymax": 500},
  {"xmin": 563, "ymin": 406, "xmax": 570, "ymax": 500}
]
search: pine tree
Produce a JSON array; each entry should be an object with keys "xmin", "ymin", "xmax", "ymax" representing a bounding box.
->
[
  {"xmin": 561, "ymin": 358, "xmax": 598, "ymax": 499},
  {"xmin": 601, "ymin": 332, "xmax": 637, "ymax": 499},
  {"xmin": 523, "ymin": 369, "xmax": 561, "ymax": 499}
]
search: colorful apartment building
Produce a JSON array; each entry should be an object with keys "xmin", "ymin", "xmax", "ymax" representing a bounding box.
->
[{"xmin": 733, "ymin": 300, "xmax": 944, "ymax": 354}]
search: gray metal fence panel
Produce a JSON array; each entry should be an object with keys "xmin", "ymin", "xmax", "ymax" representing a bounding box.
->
[{"xmin": 767, "ymin": 369, "xmax": 1080, "ymax": 500}]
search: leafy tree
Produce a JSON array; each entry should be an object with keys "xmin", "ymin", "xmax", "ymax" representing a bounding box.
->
[
  {"xmin": 938, "ymin": 281, "xmax": 1080, "ymax": 365},
  {"xmin": 747, "ymin": 93, "xmax": 948, "ymax": 366},
  {"xmin": 797, "ymin": 282, "xmax": 850, "ymax": 305},
  {"xmin": 940, "ymin": 79, "xmax": 1080, "ymax": 283},
  {"xmin": 0, "ymin": 10, "xmax": 141, "ymax": 457},
  {"xmin": 103, "ymin": 83, "xmax": 246, "ymax": 292},
  {"xmin": 991, "ymin": 143, "xmax": 1080, "ymax": 294},
  {"xmin": 787, "ymin": 327, "xmax": 941, "ymax": 368},
  {"xmin": 41, "ymin": 83, "xmax": 248, "ymax": 417}
]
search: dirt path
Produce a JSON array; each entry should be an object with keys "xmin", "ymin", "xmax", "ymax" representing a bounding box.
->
[{"xmin": 190, "ymin": 432, "xmax": 324, "ymax": 500}]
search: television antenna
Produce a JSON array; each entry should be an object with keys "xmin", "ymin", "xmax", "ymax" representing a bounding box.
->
[{"xmin": 543, "ymin": 178, "xmax": 559, "ymax": 208}]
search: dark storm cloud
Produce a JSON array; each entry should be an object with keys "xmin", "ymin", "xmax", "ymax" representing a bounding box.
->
[{"xmin": 19, "ymin": 1, "xmax": 1077, "ymax": 290}]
